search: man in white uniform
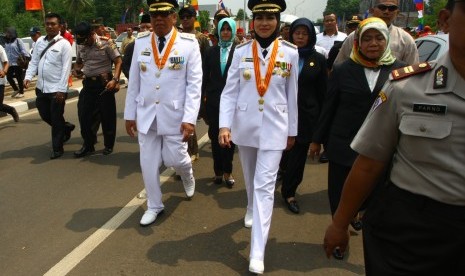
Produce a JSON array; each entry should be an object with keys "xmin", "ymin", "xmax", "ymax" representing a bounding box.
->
[{"xmin": 124, "ymin": 0, "xmax": 202, "ymax": 227}]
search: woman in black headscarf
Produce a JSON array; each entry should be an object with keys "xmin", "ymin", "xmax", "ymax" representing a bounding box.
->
[{"xmin": 281, "ymin": 18, "xmax": 327, "ymax": 214}]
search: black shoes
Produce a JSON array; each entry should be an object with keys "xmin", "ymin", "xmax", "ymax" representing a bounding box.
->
[
  {"xmin": 11, "ymin": 109, "xmax": 19, "ymax": 122},
  {"xmin": 63, "ymin": 123, "xmax": 75, "ymax": 143},
  {"xmin": 102, "ymin": 147, "xmax": 113, "ymax": 155},
  {"xmin": 224, "ymin": 177, "xmax": 235, "ymax": 189},
  {"xmin": 74, "ymin": 145, "xmax": 95, "ymax": 158},
  {"xmin": 350, "ymin": 218, "xmax": 363, "ymax": 231},
  {"xmin": 319, "ymin": 151, "xmax": 329, "ymax": 163},
  {"xmin": 50, "ymin": 150, "xmax": 64, "ymax": 159},
  {"xmin": 332, "ymin": 248, "xmax": 344, "ymax": 260},
  {"xmin": 213, "ymin": 176, "xmax": 223, "ymax": 185},
  {"xmin": 285, "ymin": 199, "xmax": 300, "ymax": 214}
]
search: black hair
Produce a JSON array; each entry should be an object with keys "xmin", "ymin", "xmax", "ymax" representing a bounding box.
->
[
  {"xmin": 74, "ymin": 21, "xmax": 92, "ymax": 36},
  {"xmin": 446, "ymin": 0, "xmax": 456, "ymax": 10},
  {"xmin": 45, "ymin": 12, "xmax": 63, "ymax": 25}
]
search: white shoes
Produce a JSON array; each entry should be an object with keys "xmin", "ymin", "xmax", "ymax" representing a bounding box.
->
[
  {"xmin": 249, "ymin": 259, "xmax": 264, "ymax": 274},
  {"xmin": 244, "ymin": 210, "xmax": 253, "ymax": 228},
  {"xmin": 140, "ymin": 209, "xmax": 164, "ymax": 226},
  {"xmin": 181, "ymin": 175, "xmax": 195, "ymax": 198}
]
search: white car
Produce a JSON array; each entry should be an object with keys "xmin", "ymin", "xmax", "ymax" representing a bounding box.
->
[
  {"xmin": 115, "ymin": 31, "xmax": 138, "ymax": 53},
  {"xmin": 21, "ymin": 36, "xmax": 77, "ymax": 63},
  {"xmin": 415, "ymin": 34, "xmax": 449, "ymax": 62}
]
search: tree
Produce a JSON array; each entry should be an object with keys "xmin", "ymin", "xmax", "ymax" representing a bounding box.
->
[
  {"xmin": 423, "ymin": 0, "xmax": 447, "ymax": 30},
  {"xmin": 324, "ymin": 0, "xmax": 360, "ymax": 21},
  {"xmin": 198, "ymin": 10, "xmax": 210, "ymax": 32},
  {"xmin": 235, "ymin": 8, "xmax": 249, "ymax": 21},
  {"xmin": 63, "ymin": 0, "xmax": 94, "ymax": 25}
]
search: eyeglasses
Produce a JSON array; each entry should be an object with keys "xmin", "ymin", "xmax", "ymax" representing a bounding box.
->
[
  {"xmin": 376, "ymin": 4, "xmax": 399, "ymax": 11},
  {"xmin": 180, "ymin": 15, "xmax": 192, "ymax": 20}
]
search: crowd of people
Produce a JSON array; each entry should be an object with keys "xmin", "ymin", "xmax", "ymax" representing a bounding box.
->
[{"xmin": 2, "ymin": 0, "xmax": 464, "ymax": 274}]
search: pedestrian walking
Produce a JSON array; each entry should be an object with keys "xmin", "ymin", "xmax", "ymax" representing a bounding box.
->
[
  {"xmin": 124, "ymin": 0, "xmax": 202, "ymax": 227},
  {"xmin": 24, "ymin": 13, "xmax": 74, "ymax": 159},
  {"xmin": 219, "ymin": 0, "xmax": 298, "ymax": 273},
  {"xmin": 4, "ymin": 27, "xmax": 30, "ymax": 98},
  {"xmin": 0, "ymin": 44, "xmax": 19, "ymax": 122}
]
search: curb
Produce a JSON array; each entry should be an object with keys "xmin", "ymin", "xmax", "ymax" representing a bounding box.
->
[
  {"xmin": 1, "ymin": 79, "xmax": 126, "ymax": 119},
  {"xmin": 0, "ymin": 89, "xmax": 80, "ymax": 118}
]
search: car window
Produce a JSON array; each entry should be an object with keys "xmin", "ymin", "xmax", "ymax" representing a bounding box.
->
[
  {"xmin": 116, "ymin": 33, "xmax": 128, "ymax": 42},
  {"xmin": 416, "ymin": 40, "xmax": 441, "ymax": 62}
]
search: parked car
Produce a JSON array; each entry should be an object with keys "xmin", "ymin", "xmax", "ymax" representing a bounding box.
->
[
  {"xmin": 115, "ymin": 31, "xmax": 138, "ymax": 53},
  {"xmin": 21, "ymin": 36, "xmax": 78, "ymax": 63},
  {"xmin": 415, "ymin": 34, "xmax": 449, "ymax": 62}
]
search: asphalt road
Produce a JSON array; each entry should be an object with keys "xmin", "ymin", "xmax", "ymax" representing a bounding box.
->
[{"xmin": 0, "ymin": 87, "xmax": 365, "ymax": 275}]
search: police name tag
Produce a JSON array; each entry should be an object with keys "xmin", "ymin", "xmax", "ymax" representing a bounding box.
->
[
  {"xmin": 141, "ymin": 51, "xmax": 151, "ymax": 56},
  {"xmin": 413, "ymin": 103, "xmax": 447, "ymax": 115}
]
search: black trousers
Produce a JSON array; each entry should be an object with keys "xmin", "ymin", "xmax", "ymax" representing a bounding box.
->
[
  {"xmin": 35, "ymin": 88, "xmax": 66, "ymax": 152},
  {"xmin": 77, "ymin": 78, "xmax": 116, "ymax": 148},
  {"xmin": 6, "ymin": 66, "xmax": 24, "ymax": 93},
  {"xmin": 327, "ymin": 161, "xmax": 352, "ymax": 215},
  {"xmin": 281, "ymin": 141, "xmax": 310, "ymax": 199},
  {"xmin": 0, "ymin": 85, "xmax": 16, "ymax": 116},
  {"xmin": 207, "ymin": 118, "xmax": 235, "ymax": 176},
  {"xmin": 363, "ymin": 183, "xmax": 465, "ymax": 275}
]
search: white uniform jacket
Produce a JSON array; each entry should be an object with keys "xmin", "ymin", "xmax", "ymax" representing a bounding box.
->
[
  {"xmin": 124, "ymin": 29, "xmax": 202, "ymax": 135},
  {"xmin": 219, "ymin": 39, "xmax": 299, "ymax": 150}
]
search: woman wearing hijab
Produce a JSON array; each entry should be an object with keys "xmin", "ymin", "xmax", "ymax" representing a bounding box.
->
[
  {"xmin": 202, "ymin": 18, "xmax": 237, "ymax": 188},
  {"xmin": 219, "ymin": 0, "xmax": 298, "ymax": 273},
  {"xmin": 4, "ymin": 27, "xmax": 30, "ymax": 98},
  {"xmin": 310, "ymin": 17, "xmax": 406, "ymax": 259},
  {"xmin": 280, "ymin": 18, "xmax": 327, "ymax": 214}
]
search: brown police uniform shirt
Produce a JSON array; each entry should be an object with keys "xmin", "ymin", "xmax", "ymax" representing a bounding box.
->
[
  {"xmin": 351, "ymin": 52, "xmax": 465, "ymax": 206},
  {"xmin": 76, "ymin": 34, "xmax": 120, "ymax": 77}
]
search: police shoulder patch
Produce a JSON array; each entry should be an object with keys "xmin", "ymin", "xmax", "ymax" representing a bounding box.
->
[
  {"xmin": 236, "ymin": 40, "xmax": 252, "ymax": 49},
  {"xmin": 137, "ymin": 31, "xmax": 151, "ymax": 39},
  {"xmin": 180, "ymin": 32, "xmax": 195, "ymax": 40},
  {"xmin": 391, "ymin": 62, "xmax": 434, "ymax": 81},
  {"xmin": 281, "ymin": 40, "xmax": 297, "ymax": 49},
  {"xmin": 371, "ymin": 91, "xmax": 388, "ymax": 111}
]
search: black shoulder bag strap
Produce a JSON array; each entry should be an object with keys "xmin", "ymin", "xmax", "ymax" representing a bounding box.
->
[{"xmin": 39, "ymin": 37, "xmax": 61, "ymax": 60}]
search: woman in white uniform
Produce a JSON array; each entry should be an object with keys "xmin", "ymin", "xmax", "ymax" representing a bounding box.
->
[{"xmin": 219, "ymin": 0, "xmax": 298, "ymax": 273}]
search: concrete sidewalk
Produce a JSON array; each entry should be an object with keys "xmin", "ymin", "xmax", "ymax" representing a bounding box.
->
[{"xmin": 1, "ymin": 77, "xmax": 126, "ymax": 119}]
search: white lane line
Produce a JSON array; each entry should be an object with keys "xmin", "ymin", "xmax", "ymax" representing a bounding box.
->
[{"xmin": 44, "ymin": 132, "xmax": 210, "ymax": 275}]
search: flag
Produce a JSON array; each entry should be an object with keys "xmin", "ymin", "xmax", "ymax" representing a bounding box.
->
[
  {"xmin": 121, "ymin": 7, "xmax": 129, "ymax": 23},
  {"xmin": 413, "ymin": 0, "xmax": 424, "ymax": 30},
  {"xmin": 191, "ymin": 0, "xmax": 199, "ymax": 11},
  {"xmin": 219, "ymin": 0, "xmax": 226, "ymax": 10},
  {"xmin": 139, "ymin": 8, "xmax": 144, "ymax": 21},
  {"xmin": 25, "ymin": 0, "xmax": 42, "ymax": 11}
]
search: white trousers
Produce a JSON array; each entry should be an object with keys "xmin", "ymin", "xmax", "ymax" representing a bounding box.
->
[
  {"xmin": 138, "ymin": 127, "xmax": 192, "ymax": 211},
  {"xmin": 238, "ymin": 145, "xmax": 282, "ymax": 261}
]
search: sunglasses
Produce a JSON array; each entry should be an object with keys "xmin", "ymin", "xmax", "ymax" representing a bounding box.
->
[
  {"xmin": 150, "ymin": 11, "xmax": 171, "ymax": 18},
  {"xmin": 376, "ymin": 4, "xmax": 398, "ymax": 11},
  {"xmin": 180, "ymin": 15, "xmax": 193, "ymax": 20}
]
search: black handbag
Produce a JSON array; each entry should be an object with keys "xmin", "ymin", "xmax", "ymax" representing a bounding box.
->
[{"xmin": 16, "ymin": 39, "xmax": 30, "ymax": 69}]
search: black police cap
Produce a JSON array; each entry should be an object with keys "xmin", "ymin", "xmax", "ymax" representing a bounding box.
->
[
  {"xmin": 179, "ymin": 5, "xmax": 196, "ymax": 16},
  {"xmin": 248, "ymin": 0, "xmax": 286, "ymax": 14}
]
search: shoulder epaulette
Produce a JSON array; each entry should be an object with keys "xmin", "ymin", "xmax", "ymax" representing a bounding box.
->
[
  {"xmin": 236, "ymin": 40, "xmax": 252, "ymax": 49},
  {"xmin": 137, "ymin": 31, "xmax": 151, "ymax": 39},
  {"xmin": 281, "ymin": 40, "xmax": 297, "ymax": 49},
  {"xmin": 100, "ymin": 36, "xmax": 109, "ymax": 41},
  {"xmin": 180, "ymin": 32, "xmax": 195, "ymax": 40},
  {"xmin": 391, "ymin": 62, "xmax": 433, "ymax": 81}
]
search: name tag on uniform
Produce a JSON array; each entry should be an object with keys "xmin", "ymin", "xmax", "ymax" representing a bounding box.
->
[
  {"xmin": 141, "ymin": 51, "xmax": 151, "ymax": 56},
  {"xmin": 242, "ymin": 58, "xmax": 254, "ymax": 62},
  {"xmin": 413, "ymin": 103, "xmax": 447, "ymax": 115}
]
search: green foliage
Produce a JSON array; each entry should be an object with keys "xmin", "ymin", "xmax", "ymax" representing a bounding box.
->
[
  {"xmin": 198, "ymin": 10, "xmax": 210, "ymax": 32},
  {"xmin": 235, "ymin": 8, "xmax": 249, "ymax": 21},
  {"xmin": 423, "ymin": 0, "xmax": 447, "ymax": 30},
  {"xmin": 324, "ymin": 0, "xmax": 360, "ymax": 20}
]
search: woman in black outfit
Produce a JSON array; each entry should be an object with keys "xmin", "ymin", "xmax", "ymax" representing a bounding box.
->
[
  {"xmin": 281, "ymin": 18, "xmax": 327, "ymax": 214},
  {"xmin": 310, "ymin": 17, "xmax": 406, "ymax": 259},
  {"xmin": 202, "ymin": 18, "xmax": 237, "ymax": 188}
]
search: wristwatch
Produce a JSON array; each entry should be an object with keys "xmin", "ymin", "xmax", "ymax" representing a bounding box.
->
[{"xmin": 112, "ymin": 77, "xmax": 119, "ymax": 82}]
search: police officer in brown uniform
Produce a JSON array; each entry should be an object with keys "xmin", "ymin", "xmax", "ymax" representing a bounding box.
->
[
  {"xmin": 73, "ymin": 21, "xmax": 122, "ymax": 157},
  {"xmin": 323, "ymin": 1, "xmax": 465, "ymax": 274}
]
